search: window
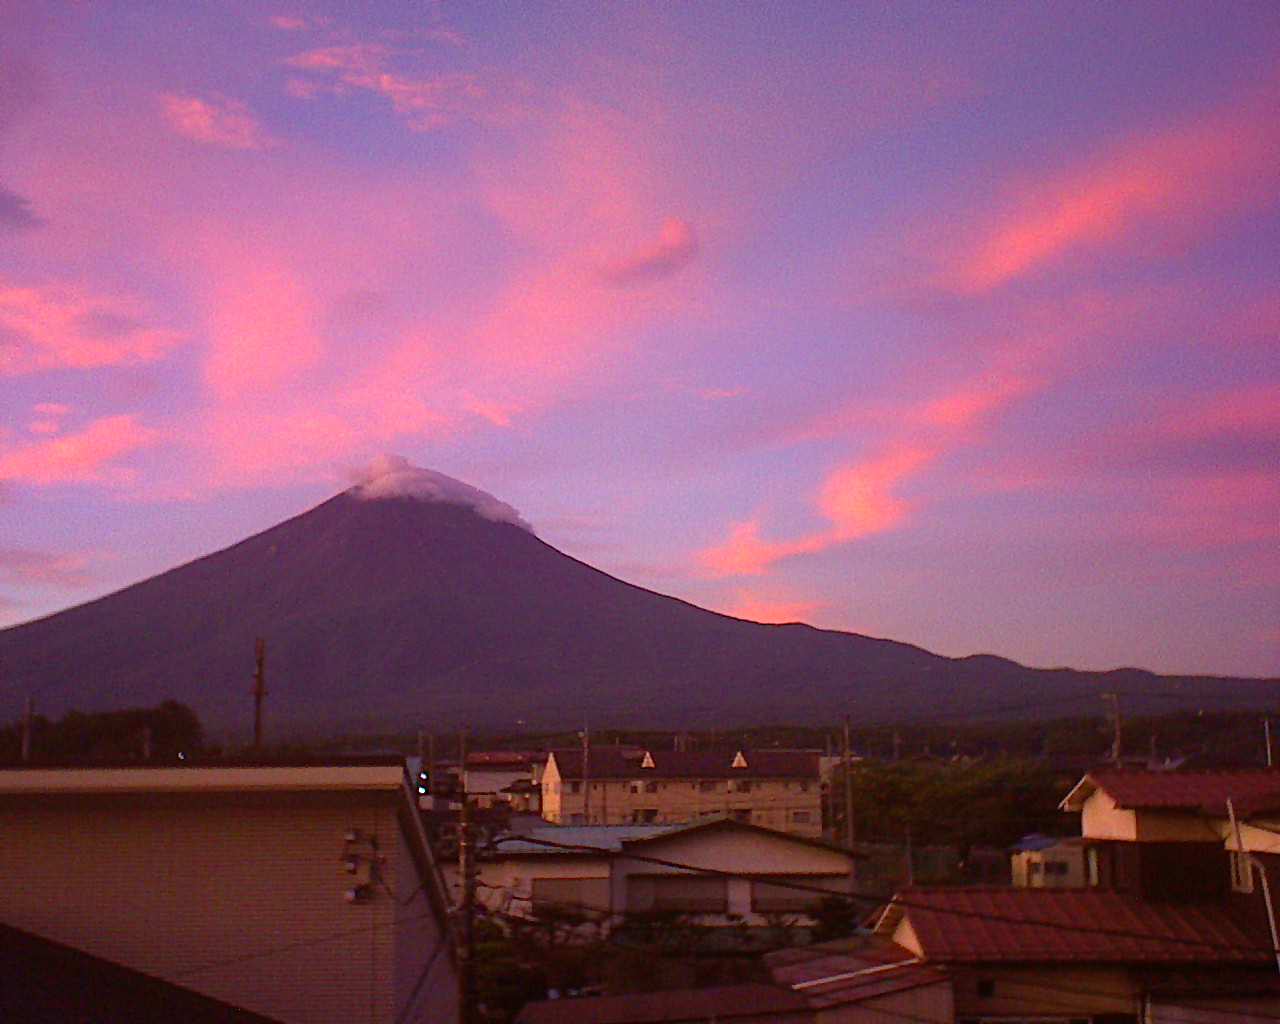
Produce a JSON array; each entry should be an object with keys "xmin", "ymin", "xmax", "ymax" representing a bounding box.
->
[
  {"xmin": 570, "ymin": 781, "xmax": 581, "ymax": 794},
  {"xmin": 1045, "ymin": 861, "xmax": 1069, "ymax": 877},
  {"xmin": 751, "ymin": 875, "xmax": 845, "ymax": 913},
  {"xmin": 1029, "ymin": 861, "xmax": 1043, "ymax": 875},
  {"xmin": 647, "ymin": 875, "xmax": 728, "ymax": 912},
  {"xmin": 633, "ymin": 809, "xmax": 658, "ymax": 823},
  {"xmin": 645, "ymin": 781, "xmax": 658, "ymax": 793},
  {"xmin": 734, "ymin": 780, "xmax": 752, "ymax": 793},
  {"xmin": 799, "ymin": 781, "xmax": 811, "ymax": 792},
  {"xmin": 1231, "ymin": 851, "xmax": 1255, "ymax": 893}
]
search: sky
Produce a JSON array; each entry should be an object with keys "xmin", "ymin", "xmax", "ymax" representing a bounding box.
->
[{"xmin": 1, "ymin": 2, "xmax": 1277, "ymax": 680}]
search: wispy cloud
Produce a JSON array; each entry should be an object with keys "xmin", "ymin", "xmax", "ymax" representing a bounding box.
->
[
  {"xmin": 932, "ymin": 83, "xmax": 1280, "ymax": 295},
  {"xmin": 601, "ymin": 218, "xmax": 699, "ymax": 285},
  {"xmin": 0, "ymin": 415, "xmax": 158, "ymax": 486},
  {"xmin": 160, "ymin": 93, "xmax": 276, "ymax": 150},
  {"xmin": 720, "ymin": 588, "xmax": 825, "ymax": 625},
  {"xmin": 0, "ymin": 548, "xmax": 92, "ymax": 587},
  {"xmin": 0, "ymin": 279, "xmax": 184, "ymax": 376},
  {"xmin": 284, "ymin": 44, "xmax": 517, "ymax": 131}
]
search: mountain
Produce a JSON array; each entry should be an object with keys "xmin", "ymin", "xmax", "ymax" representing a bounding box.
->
[{"xmin": 2, "ymin": 466, "xmax": 1276, "ymax": 737}]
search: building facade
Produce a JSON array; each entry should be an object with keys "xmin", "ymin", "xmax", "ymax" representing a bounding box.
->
[{"xmin": 541, "ymin": 747, "xmax": 822, "ymax": 837}]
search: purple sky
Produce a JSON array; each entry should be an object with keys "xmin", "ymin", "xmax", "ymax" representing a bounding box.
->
[{"xmin": 1, "ymin": 2, "xmax": 1277, "ymax": 679}]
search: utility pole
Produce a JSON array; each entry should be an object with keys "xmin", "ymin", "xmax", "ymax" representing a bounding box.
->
[
  {"xmin": 842, "ymin": 715, "xmax": 855, "ymax": 851},
  {"xmin": 252, "ymin": 637, "xmax": 266, "ymax": 750},
  {"xmin": 904, "ymin": 825, "xmax": 915, "ymax": 886},
  {"xmin": 1103, "ymin": 693, "xmax": 1122, "ymax": 765},
  {"xmin": 580, "ymin": 721, "xmax": 591, "ymax": 825},
  {"xmin": 457, "ymin": 727, "xmax": 476, "ymax": 1024},
  {"xmin": 1266, "ymin": 719, "xmax": 1274, "ymax": 768},
  {"xmin": 21, "ymin": 696, "xmax": 33, "ymax": 763},
  {"xmin": 892, "ymin": 730, "xmax": 902, "ymax": 762}
]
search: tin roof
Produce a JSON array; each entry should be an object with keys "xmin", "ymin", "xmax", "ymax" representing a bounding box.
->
[{"xmin": 876, "ymin": 886, "xmax": 1272, "ymax": 965}]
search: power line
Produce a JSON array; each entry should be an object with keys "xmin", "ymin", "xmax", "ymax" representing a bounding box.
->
[{"xmin": 491, "ymin": 833, "xmax": 1275, "ymax": 958}]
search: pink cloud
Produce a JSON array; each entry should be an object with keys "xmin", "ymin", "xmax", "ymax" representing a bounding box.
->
[
  {"xmin": 601, "ymin": 218, "xmax": 699, "ymax": 285},
  {"xmin": 0, "ymin": 279, "xmax": 184, "ymax": 376},
  {"xmin": 284, "ymin": 45, "xmax": 515, "ymax": 131},
  {"xmin": 268, "ymin": 15, "xmax": 310, "ymax": 31},
  {"xmin": 700, "ymin": 365, "xmax": 1040, "ymax": 576},
  {"xmin": 160, "ymin": 93, "xmax": 275, "ymax": 150},
  {"xmin": 0, "ymin": 548, "xmax": 92, "ymax": 587},
  {"xmin": 721, "ymin": 588, "xmax": 825, "ymax": 625},
  {"xmin": 927, "ymin": 83, "xmax": 1280, "ymax": 294},
  {"xmin": 0, "ymin": 415, "xmax": 158, "ymax": 486}
]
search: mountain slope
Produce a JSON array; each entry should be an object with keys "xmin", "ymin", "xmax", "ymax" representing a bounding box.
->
[{"xmin": 2, "ymin": 487, "xmax": 1275, "ymax": 736}]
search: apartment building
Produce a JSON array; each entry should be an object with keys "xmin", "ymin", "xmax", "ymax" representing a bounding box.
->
[{"xmin": 541, "ymin": 746, "xmax": 822, "ymax": 837}]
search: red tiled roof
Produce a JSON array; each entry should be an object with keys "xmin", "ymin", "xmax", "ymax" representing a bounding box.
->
[
  {"xmin": 515, "ymin": 983, "xmax": 809, "ymax": 1023},
  {"xmin": 1063, "ymin": 769, "xmax": 1280, "ymax": 816},
  {"xmin": 879, "ymin": 887, "xmax": 1273, "ymax": 965},
  {"xmin": 549, "ymin": 747, "xmax": 819, "ymax": 781}
]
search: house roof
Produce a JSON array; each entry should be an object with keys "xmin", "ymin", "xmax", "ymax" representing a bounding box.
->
[
  {"xmin": 488, "ymin": 816, "xmax": 857, "ymax": 860},
  {"xmin": 875, "ymin": 886, "xmax": 1273, "ymax": 965},
  {"xmin": 767, "ymin": 936, "xmax": 948, "ymax": 1009},
  {"xmin": 548, "ymin": 747, "xmax": 819, "ymax": 781},
  {"xmin": 515, "ymin": 983, "xmax": 809, "ymax": 1023},
  {"xmin": 1060, "ymin": 769, "xmax": 1280, "ymax": 816}
]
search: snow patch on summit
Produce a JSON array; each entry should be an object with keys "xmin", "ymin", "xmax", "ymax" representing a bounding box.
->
[{"xmin": 350, "ymin": 455, "xmax": 531, "ymax": 531}]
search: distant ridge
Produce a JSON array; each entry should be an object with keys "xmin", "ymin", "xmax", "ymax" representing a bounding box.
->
[{"xmin": 2, "ymin": 465, "xmax": 1275, "ymax": 737}]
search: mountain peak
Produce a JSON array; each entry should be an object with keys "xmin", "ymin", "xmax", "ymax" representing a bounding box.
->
[{"xmin": 348, "ymin": 454, "xmax": 531, "ymax": 531}]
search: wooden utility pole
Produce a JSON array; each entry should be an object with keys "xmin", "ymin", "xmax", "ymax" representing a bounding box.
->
[
  {"xmin": 457, "ymin": 728, "xmax": 476, "ymax": 1024},
  {"xmin": 1103, "ymin": 693, "xmax": 1122, "ymax": 764},
  {"xmin": 252, "ymin": 638, "xmax": 267, "ymax": 750},
  {"xmin": 842, "ymin": 715, "xmax": 855, "ymax": 851},
  {"xmin": 580, "ymin": 722, "xmax": 591, "ymax": 824},
  {"xmin": 21, "ymin": 696, "xmax": 33, "ymax": 763},
  {"xmin": 1266, "ymin": 719, "xmax": 1273, "ymax": 768}
]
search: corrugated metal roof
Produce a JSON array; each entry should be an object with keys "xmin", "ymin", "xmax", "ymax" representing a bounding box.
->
[{"xmin": 879, "ymin": 886, "xmax": 1273, "ymax": 965}]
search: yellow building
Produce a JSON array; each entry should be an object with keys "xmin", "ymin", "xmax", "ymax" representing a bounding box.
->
[{"xmin": 541, "ymin": 746, "xmax": 822, "ymax": 838}]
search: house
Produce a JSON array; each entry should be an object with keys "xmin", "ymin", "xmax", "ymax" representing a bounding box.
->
[
  {"xmin": 0, "ymin": 759, "xmax": 458, "ymax": 1024},
  {"xmin": 873, "ymin": 886, "xmax": 1276, "ymax": 1022},
  {"xmin": 1010, "ymin": 834, "xmax": 1086, "ymax": 888},
  {"xmin": 479, "ymin": 817, "xmax": 855, "ymax": 933},
  {"xmin": 541, "ymin": 746, "xmax": 822, "ymax": 837},
  {"xmin": 865, "ymin": 768, "xmax": 1280, "ymax": 1023}
]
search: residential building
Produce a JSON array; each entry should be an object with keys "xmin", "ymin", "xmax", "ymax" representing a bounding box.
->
[
  {"xmin": 478, "ymin": 817, "xmax": 855, "ymax": 932},
  {"xmin": 541, "ymin": 746, "xmax": 822, "ymax": 837},
  {"xmin": 1010, "ymin": 834, "xmax": 1086, "ymax": 888},
  {"xmin": 0, "ymin": 759, "xmax": 458, "ymax": 1024}
]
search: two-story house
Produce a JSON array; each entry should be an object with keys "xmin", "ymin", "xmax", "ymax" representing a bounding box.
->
[{"xmin": 541, "ymin": 746, "xmax": 822, "ymax": 837}]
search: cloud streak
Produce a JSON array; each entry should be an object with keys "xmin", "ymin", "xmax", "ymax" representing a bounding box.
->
[
  {"xmin": 160, "ymin": 93, "xmax": 275, "ymax": 150},
  {"xmin": 601, "ymin": 218, "xmax": 699, "ymax": 285},
  {"xmin": 0, "ymin": 279, "xmax": 184, "ymax": 376},
  {"xmin": 0, "ymin": 415, "xmax": 158, "ymax": 486}
]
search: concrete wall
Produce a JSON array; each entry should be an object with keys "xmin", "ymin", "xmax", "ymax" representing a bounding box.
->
[
  {"xmin": 1011, "ymin": 842, "xmax": 1086, "ymax": 888},
  {"xmin": 0, "ymin": 790, "xmax": 453, "ymax": 1024}
]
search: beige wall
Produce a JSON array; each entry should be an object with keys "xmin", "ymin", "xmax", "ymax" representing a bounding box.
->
[
  {"xmin": 1011, "ymin": 843, "xmax": 1086, "ymax": 888},
  {"xmin": 0, "ymin": 790, "xmax": 454, "ymax": 1024},
  {"xmin": 542, "ymin": 758, "xmax": 822, "ymax": 837},
  {"xmin": 1080, "ymin": 789, "xmax": 1222, "ymax": 844}
]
